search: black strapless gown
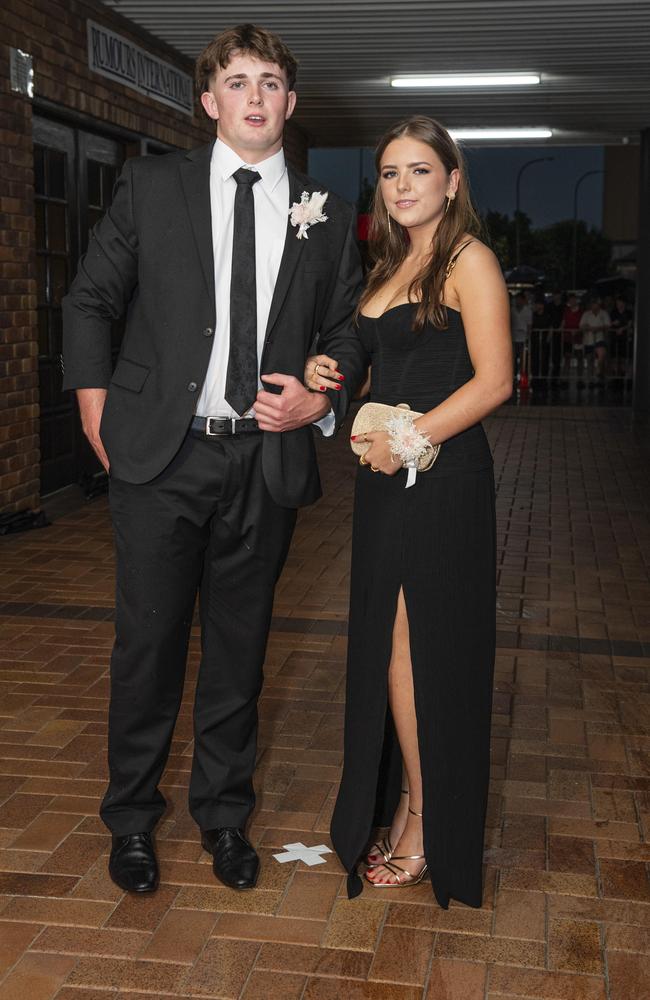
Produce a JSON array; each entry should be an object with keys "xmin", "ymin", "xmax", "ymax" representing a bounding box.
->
[{"xmin": 330, "ymin": 303, "xmax": 497, "ymax": 909}]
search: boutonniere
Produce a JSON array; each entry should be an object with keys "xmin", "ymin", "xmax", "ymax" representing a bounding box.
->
[{"xmin": 289, "ymin": 190, "xmax": 329, "ymax": 240}]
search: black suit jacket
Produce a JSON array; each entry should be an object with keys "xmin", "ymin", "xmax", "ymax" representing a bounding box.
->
[{"xmin": 62, "ymin": 141, "xmax": 367, "ymax": 508}]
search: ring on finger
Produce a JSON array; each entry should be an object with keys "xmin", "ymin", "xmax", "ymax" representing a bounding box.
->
[
  {"xmin": 359, "ymin": 454, "xmax": 368, "ymax": 466},
  {"xmin": 371, "ymin": 465, "xmax": 380, "ymax": 473},
  {"xmin": 314, "ymin": 363, "xmax": 320, "ymax": 377}
]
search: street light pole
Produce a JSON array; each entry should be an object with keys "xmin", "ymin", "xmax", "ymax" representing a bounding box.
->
[
  {"xmin": 571, "ymin": 169, "xmax": 604, "ymax": 290},
  {"xmin": 515, "ymin": 156, "xmax": 554, "ymax": 267}
]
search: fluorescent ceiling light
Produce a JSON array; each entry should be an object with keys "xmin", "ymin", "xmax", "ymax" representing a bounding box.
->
[
  {"xmin": 450, "ymin": 128, "xmax": 553, "ymax": 141},
  {"xmin": 391, "ymin": 74, "xmax": 541, "ymax": 88}
]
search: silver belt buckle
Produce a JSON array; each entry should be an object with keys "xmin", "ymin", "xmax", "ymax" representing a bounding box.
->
[
  {"xmin": 232, "ymin": 418, "xmax": 237, "ymax": 434},
  {"xmin": 205, "ymin": 417, "xmax": 220, "ymax": 437}
]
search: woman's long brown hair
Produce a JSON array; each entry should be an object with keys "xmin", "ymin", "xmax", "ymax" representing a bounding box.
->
[{"xmin": 358, "ymin": 116, "xmax": 482, "ymax": 331}]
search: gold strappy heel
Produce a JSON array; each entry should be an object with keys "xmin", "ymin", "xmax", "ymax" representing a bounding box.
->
[
  {"xmin": 366, "ymin": 805, "xmax": 428, "ymax": 887},
  {"xmin": 366, "ymin": 789, "xmax": 409, "ymax": 868}
]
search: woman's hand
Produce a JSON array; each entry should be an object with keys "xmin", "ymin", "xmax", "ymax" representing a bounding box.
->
[
  {"xmin": 304, "ymin": 354, "xmax": 344, "ymax": 393},
  {"xmin": 351, "ymin": 431, "xmax": 403, "ymax": 476}
]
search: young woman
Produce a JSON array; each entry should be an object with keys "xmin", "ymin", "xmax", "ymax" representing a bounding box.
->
[{"xmin": 306, "ymin": 116, "xmax": 512, "ymax": 908}]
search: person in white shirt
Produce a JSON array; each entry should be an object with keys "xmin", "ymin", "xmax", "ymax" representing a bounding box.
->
[
  {"xmin": 510, "ymin": 292, "xmax": 532, "ymax": 384},
  {"xmin": 579, "ymin": 296, "xmax": 610, "ymax": 384},
  {"xmin": 62, "ymin": 23, "xmax": 367, "ymax": 896}
]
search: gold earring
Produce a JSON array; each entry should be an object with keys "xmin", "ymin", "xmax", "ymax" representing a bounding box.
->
[
  {"xmin": 387, "ymin": 210, "xmax": 392, "ymax": 236},
  {"xmin": 444, "ymin": 193, "xmax": 456, "ymax": 215}
]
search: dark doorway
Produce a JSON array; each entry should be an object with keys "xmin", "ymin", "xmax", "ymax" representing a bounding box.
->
[{"xmin": 33, "ymin": 117, "xmax": 124, "ymax": 496}]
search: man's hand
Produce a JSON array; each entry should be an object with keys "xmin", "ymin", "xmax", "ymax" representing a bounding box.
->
[
  {"xmin": 255, "ymin": 374, "xmax": 331, "ymax": 432},
  {"xmin": 77, "ymin": 388, "xmax": 110, "ymax": 471}
]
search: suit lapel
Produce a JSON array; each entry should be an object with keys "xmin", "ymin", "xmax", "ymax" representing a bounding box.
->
[
  {"xmin": 179, "ymin": 141, "xmax": 215, "ymax": 310},
  {"xmin": 264, "ymin": 167, "xmax": 311, "ymax": 339}
]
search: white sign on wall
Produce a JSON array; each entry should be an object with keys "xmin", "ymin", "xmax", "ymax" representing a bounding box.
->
[{"xmin": 87, "ymin": 20, "xmax": 194, "ymax": 117}]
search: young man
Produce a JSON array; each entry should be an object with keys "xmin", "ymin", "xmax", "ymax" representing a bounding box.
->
[{"xmin": 62, "ymin": 24, "xmax": 366, "ymax": 894}]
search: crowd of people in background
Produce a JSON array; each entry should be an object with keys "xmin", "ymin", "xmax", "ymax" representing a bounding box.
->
[{"xmin": 509, "ymin": 288, "xmax": 634, "ymax": 393}]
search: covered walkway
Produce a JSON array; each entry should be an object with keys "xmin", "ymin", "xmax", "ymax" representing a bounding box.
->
[{"xmin": 0, "ymin": 404, "xmax": 648, "ymax": 1000}]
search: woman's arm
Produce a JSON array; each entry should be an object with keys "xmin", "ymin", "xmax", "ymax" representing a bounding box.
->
[{"xmin": 413, "ymin": 241, "xmax": 512, "ymax": 445}]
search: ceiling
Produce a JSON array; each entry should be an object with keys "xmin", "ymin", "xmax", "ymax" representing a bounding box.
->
[{"xmin": 103, "ymin": 0, "xmax": 650, "ymax": 147}]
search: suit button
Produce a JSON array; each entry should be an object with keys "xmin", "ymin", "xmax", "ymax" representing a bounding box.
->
[
  {"xmin": 202, "ymin": 326, "xmax": 214, "ymax": 337},
  {"xmin": 187, "ymin": 381, "xmax": 198, "ymax": 392}
]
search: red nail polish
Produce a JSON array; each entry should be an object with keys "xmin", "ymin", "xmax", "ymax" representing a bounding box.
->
[
  {"xmin": 338, "ymin": 374, "xmax": 345, "ymax": 380},
  {"xmin": 350, "ymin": 435, "xmax": 357, "ymax": 441},
  {"xmin": 335, "ymin": 385, "xmax": 341, "ymax": 391},
  {"xmin": 319, "ymin": 386, "xmax": 326, "ymax": 391}
]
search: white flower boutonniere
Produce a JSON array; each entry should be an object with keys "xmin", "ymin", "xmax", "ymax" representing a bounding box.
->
[{"xmin": 289, "ymin": 190, "xmax": 329, "ymax": 240}]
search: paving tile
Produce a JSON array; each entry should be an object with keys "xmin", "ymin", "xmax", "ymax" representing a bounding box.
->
[
  {"xmin": 0, "ymin": 920, "xmax": 42, "ymax": 976},
  {"xmin": 368, "ymin": 924, "xmax": 434, "ymax": 986},
  {"xmin": 387, "ymin": 901, "xmax": 492, "ymax": 935},
  {"xmin": 213, "ymin": 912, "xmax": 326, "ymax": 946},
  {"xmin": 66, "ymin": 956, "xmax": 187, "ymax": 993},
  {"xmin": 425, "ymin": 958, "xmax": 487, "ymax": 999},
  {"xmin": 106, "ymin": 883, "xmax": 179, "ymax": 931},
  {"xmin": 277, "ymin": 870, "xmax": 342, "ymax": 920},
  {"xmin": 54, "ymin": 989, "xmax": 117, "ymax": 1000},
  {"xmin": 493, "ymin": 888, "xmax": 546, "ymax": 940},
  {"xmin": 0, "ymin": 871, "xmax": 79, "ymax": 896},
  {"xmin": 303, "ymin": 979, "xmax": 421, "ymax": 1000},
  {"xmin": 499, "ymin": 869, "xmax": 598, "ymax": 896},
  {"xmin": 37, "ymin": 832, "xmax": 108, "ymax": 876},
  {"xmin": 8, "ymin": 812, "xmax": 81, "ymax": 851},
  {"xmin": 435, "ymin": 930, "xmax": 545, "ymax": 967},
  {"xmin": 255, "ymin": 941, "xmax": 372, "ymax": 977},
  {"xmin": 140, "ymin": 908, "xmax": 217, "ymax": 964},
  {"xmin": 31, "ymin": 925, "xmax": 149, "ymax": 958},
  {"xmin": 488, "ymin": 964, "xmax": 607, "ymax": 999},
  {"xmin": 607, "ymin": 950, "xmax": 650, "ymax": 1000},
  {"xmin": 548, "ymin": 917, "xmax": 603, "ymax": 974},
  {"xmin": 322, "ymin": 897, "xmax": 386, "ymax": 951},
  {"xmin": 0, "ymin": 793, "xmax": 55, "ymax": 830},
  {"xmin": 174, "ymin": 885, "xmax": 281, "ymax": 914},
  {"xmin": 0, "ymin": 951, "xmax": 77, "ymax": 1000},
  {"xmin": 180, "ymin": 938, "xmax": 260, "ymax": 997},
  {"xmin": 605, "ymin": 923, "xmax": 650, "ymax": 953},
  {"xmin": 599, "ymin": 859, "xmax": 650, "ymax": 901},
  {"xmin": 0, "ymin": 895, "xmax": 112, "ymax": 928},
  {"xmin": 547, "ymin": 893, "xmax": 650, "ymax": 927},
  {"xmin": 240, "ymin": 970, "xmax": 306, "ymax": 999}
]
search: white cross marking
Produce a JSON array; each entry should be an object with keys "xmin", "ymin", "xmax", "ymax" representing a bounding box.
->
[{"xmin": 272, "ymin": 842, "xmax": 333, "ymax": 866}]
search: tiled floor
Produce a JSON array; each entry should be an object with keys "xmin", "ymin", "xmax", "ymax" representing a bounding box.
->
[{"xmin": 0, "ymin": 404, "xmax": 649, "ymax": 1000}]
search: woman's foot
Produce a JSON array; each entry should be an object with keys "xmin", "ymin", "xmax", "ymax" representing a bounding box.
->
[
  {"xmin": 366, "ymin": 789, "xmax": 409, "ymax": 867},
  {"xmin": 366, "ymin": 806, "xmax": 426, "ymax": 886}
]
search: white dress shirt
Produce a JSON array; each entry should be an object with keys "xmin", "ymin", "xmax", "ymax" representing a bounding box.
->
[{"xmin": 196, "ymin": 138, "xmax": 334, "ymax": 435}]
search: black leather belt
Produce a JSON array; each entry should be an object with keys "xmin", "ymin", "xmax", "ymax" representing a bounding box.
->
[{"xmin": 191, "ymin": 415, "xmax": 261, "ymax": 437}]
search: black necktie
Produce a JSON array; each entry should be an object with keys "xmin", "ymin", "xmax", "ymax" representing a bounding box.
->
[{"xmin": 225, "ymin": 167, "xmax": 262, "ymax": 416}]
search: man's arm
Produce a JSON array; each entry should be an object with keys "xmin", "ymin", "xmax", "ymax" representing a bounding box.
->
[
  {"xmin": 62, "ymin": 158, "xmax": 140, "ymax": 468},
  {"xmin": 62, "ymin": 158, "xmax": 139, "ymax": 390},
  {"xmin": 254, "ymin": 205, "xmax": 367, "ymax": 434}
]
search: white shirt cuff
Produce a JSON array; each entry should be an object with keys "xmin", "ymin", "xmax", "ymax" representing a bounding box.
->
[{"xmin": 314, "ymin": 407, "xmax": 335, "ymax": 437}]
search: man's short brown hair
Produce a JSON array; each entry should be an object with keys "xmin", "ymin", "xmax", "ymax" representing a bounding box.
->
[{"xmin": 195, "ymin": 23, "xmax": 298, "ymax": 95}]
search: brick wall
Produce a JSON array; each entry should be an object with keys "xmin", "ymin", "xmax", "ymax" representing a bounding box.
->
[{"xmin": 0, "ymin": 0, "xmax": 308, "ymax": 514}]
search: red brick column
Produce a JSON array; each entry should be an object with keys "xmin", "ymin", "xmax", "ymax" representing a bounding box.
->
[{"xmin": 0, "ymin": 49, "xmax": 39, "ymax": 514}]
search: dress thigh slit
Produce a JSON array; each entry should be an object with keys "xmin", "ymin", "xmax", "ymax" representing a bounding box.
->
[{"xmin": 331, "ymin": 465, "xmax": 496, "ymax": 908}]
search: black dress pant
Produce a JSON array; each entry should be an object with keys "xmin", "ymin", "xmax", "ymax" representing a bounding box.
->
[{"xmin": 101, "ymin": 429, "xmax": 297, "ymax": 835}]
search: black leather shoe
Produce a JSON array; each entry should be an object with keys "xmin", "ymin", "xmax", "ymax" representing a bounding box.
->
[
  {"xmin": 108, "ymin": 832, "xmax": 159, "ymax": 893},
  {"xmin": 201, "ymin": 828, "xmax": 259, "ymax": 890}
]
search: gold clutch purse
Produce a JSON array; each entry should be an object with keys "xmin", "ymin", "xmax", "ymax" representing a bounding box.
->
[{"xmin": 349, "ymin": 402, "xmax": 441, "ymax": 472}]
